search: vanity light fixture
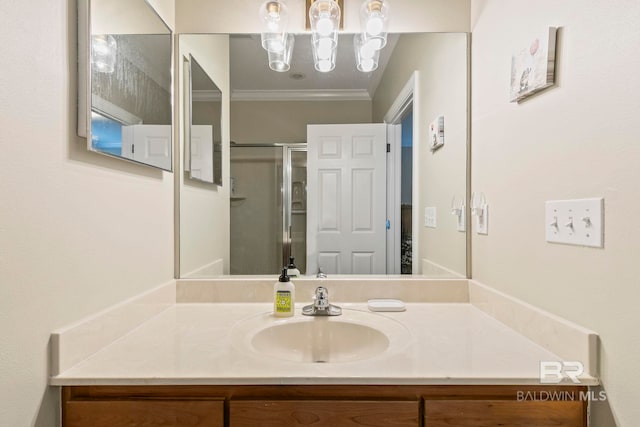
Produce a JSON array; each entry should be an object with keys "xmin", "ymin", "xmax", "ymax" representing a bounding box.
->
[
  {"xmin": 259, "ymin": 0, "xmax": 389, "ymax": 73},
  {"xmin": 268, "ymin": 33, "xmax": 295, "ymax": 72},
  {"xmin": 91, "ymin": 34, "xmax": 117, "ymax": 73},
  {"xmin": 354, "ymin": 0, "xmax": 389, "ymax": 72},
  {"xmin": 309, "ymin": 0, "xmax": 341, "ymax": 72},
  {"xmin": 259, "ymin": 0, "xmax": 289, "ymax": 53},
  {"xmin": 360, "ymin": 0, "xmax": 389, "ymax": 50},
  {"xmin": 354, "ymin": 33, "xmax": 380, "ymax": 72}
]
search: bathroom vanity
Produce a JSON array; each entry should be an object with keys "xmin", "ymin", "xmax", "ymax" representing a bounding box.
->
[
  {"xmin": 62, "ymin": 384, "xmax": 587, "ymax": 426},
  {"xmin": 51, "ymin": 278, "xmax": 597, "ymax": 426}
]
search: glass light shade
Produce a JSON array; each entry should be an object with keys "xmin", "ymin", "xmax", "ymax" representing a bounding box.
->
[
  {"xmin": 309, "ymin": 0, "xmax": 340, "ymax": 41},
  {"xmin": 312, "ymin": 37, "xmax": 337, "ymax": 72},
  {"xmin": 91, "ymin": 34, "xmax": 117, "ymax": 73},
  {"xmin": 268, "ymin": 33, "xmax": 294, "ymax": 72},
  {"xmin": 260, "ymin": 0, "xmax": 289, "ymax": 52},
  {"xmin": 359, "ymin": 0, "xmax": 389, "ymax": 49},
  {"xmin": 354, "ymin": 33, "xmax": 379, "ymax": 72}
]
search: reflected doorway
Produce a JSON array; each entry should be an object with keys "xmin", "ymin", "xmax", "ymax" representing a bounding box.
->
[{"xmin": 400, "ymin": 111, "xmax": 413, "ymax": 274}]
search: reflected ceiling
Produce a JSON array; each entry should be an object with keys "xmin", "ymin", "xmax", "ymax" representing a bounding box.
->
[{"xmin": 229, "ymin": 33, "xmax": 399, "ymax": 100}]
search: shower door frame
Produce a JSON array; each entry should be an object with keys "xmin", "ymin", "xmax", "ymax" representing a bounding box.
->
[{"xmin": 230, "ymin": 143, "xmax": 307, "ymax": 271}]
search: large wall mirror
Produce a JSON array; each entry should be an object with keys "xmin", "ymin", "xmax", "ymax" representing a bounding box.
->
[
  {"xmin": 177, "ymin": 32, "xmax": 469, "ymax": 279},
  {"xmin": 183, "ymin": 55, "xmax": 223, "ymax": 185},
  {"xmin": 77, "ymin": 0, "xmax": 173, "ymax": 171}
]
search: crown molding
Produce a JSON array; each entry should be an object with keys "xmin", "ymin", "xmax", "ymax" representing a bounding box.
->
[
  {"xmin": 192, "ymin": 90, "xmax": 222, "ymax": 102},
  {"xmin": 230, "ymin": 89, "xmax": 372, "ymax": 102}
]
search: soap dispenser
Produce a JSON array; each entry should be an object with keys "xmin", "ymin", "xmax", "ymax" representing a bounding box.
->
[
  {"xmin": 274, "ymin": 268, "xmax": 295, "ymax": 317},
  {"xmin": 286, "ymin": 256, "xmax": 300, "ymax": 277}
]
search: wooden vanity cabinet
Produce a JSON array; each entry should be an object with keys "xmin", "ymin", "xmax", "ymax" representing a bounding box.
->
[
  {"xmin": 62, "ymin": 385, "xmax": 587, "ymax": 427},
  {"xmin": 230, "ymin": 400, "xmax": 419, "ymax": 427},
  {"xmin": 424, "ymin": 399, "xmax": 585, "ymax": 427},
  {"xmin": 64, "ymin": 399, "xmax": 224, "ymax": 427},
  {"xmin": 421, "ymin": 386, "xmax": 587, "ymax": 427}
]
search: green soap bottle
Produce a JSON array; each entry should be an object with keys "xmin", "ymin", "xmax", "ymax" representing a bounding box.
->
[{"xmin": 274, "ymin": 268, "xmax": 295, "ymax": 317}]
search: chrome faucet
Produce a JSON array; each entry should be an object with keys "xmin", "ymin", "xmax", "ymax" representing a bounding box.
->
[{"xmin": 302, "ymin": 286, "xmax": 342, "ymax": 316}]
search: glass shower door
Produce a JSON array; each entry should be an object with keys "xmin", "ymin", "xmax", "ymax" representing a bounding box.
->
[
  {"xmin": 287, "ymin": 148, "xmax": 307, "ymax": 275},
  {"xmin": 230, "ymin": 144, "xmax": 307, "ymax": 275},
  {"xmin": 230, "ymin": 146, "xmax": 284, "ymax": 274}
]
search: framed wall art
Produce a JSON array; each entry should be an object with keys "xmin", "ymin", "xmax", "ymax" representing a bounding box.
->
[{"xmin": 510, "ymin": 27, "xmax": 558, "ymax": 103}]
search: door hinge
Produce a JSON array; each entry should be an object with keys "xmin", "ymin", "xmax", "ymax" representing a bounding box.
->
[{"xmin": 386, "ymin": 143, "xmax": 391, "ymax": 153}]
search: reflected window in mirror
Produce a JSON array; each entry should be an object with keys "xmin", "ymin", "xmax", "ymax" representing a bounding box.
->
[{"xmin": 78, "ymin": 0, "xmax": 173, "ymax": 171}]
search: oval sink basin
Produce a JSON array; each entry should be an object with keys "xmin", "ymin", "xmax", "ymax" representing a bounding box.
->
[
  {"xmin": 232, "ymin": 309, "xmax": 411, "ymax": 364},
  {"xmin": 252, "ymin": 320, "xmax": 388, "ymax": 363}
]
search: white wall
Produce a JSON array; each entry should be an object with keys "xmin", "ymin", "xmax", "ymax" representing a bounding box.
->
[
  {"xmin": 373, "ymin": 33, "xmax": 469, "ymax": 277},
  {"xmin": 0, "ymin": 0, "xmax": 175, "ymax": 425},
  {"xmin": 471, "ymin": 1, "xmax": 640, "ymax": 425},
  {"xmin": 178, "ymin": 35, "xmax": 231, "ymax": 277},
  {"xmin": 176, "ymin": 0, "xmax": 470, "ymax": 34},
  {"xmin": 231, "ymin": 100, "xmax": 372, "ymax": 143}
]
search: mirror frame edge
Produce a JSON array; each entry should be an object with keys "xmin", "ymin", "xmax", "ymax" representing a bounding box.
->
[{"xmin": 77, "ymin": 0, "xmax": 176, "ymax": 172}]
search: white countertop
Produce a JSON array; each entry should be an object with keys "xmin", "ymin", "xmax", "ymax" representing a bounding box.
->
[{"xmin": 50, "ymin": 301, "xmax": 595, "ymax": 386}]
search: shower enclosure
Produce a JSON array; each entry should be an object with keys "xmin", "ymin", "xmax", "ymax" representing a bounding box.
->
[{"xmin": 230, "ymin": 144, "xmax": 307, "ymax": 275}]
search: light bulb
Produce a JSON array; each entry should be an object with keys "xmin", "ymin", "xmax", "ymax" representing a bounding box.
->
[
  {"xmin": 316, "ymin": 16, "xmax": 334, "ymax": 36},
  {"xmin": 267, "ymin": 39, "xmax": 284, "ymax": 52},
  {"xmin": 317, "ymin": 38, "xmax": 333, "ymax": 60},
  {"xmin": 268, "ymin": 33, "xmax": 294, "ymax": 72},
  {"xmin": 267, "ymin": 20, "xmax": 280, "ymax": 32},
  {"xmin": 260, "ymin": 0, "xmax": 289, "ymax": 52},
  {"xmin": 360, "ymin": 43, "xmax": 376, "ymax": 59},
  {"xmin": 360, "ymin": 58, "xmax": 374, "ymax": 71},
  {"xmin": 366, "ymin": 14, "xmax": 384, "ymax": 36},
  {"xmin": 317, "ymin": 59, "xmax": 332, "ymax": 72},
  {"xmin": 367, "ymin": 38, "xmax": 383, "ymax": 50},
  {"xmin": 354, "ymin": 33, "xmax": 379, "ymax": 73},
  {"xmin": 359, "ymin": 0, "xmax": 388, "ymax": 49},
  {"xmin": 91, "ymin": 35, "xmax": 117, "ymax": 74}
]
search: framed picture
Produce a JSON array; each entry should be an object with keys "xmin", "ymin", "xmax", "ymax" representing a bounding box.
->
[{"xmin": 510, "ymin": 27, "xmax": 558, "ymax": 103}]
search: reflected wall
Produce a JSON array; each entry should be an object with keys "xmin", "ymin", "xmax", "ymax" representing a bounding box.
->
[{"xmin": 177, "ymin": 34, "xmax": 230, "ymax": 277}]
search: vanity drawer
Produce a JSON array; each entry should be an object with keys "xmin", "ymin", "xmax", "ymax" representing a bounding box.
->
[
  {"xmin": 230, "ymin": 400, "xmax": 420, "ymax": 427},
  {"xmin": 65, "ymin": 399, "xmax": 224, "ymax": 427},
  {"xmin": 424, "ymin": 399, "xmax": 585, "ymax": 427}
]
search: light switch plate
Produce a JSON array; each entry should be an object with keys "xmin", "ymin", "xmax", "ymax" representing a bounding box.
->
[
  {"xmin": 424, "ymin": 207, "xmax": 437, "ymax": 228},
  {"xmin": 457, "ymin": 208, "xmax": 466, "ymax": 232},
  {"xmin": 545, "ymin": 198, "xmax": 604, "ymax": 248},
  {"xmin": 475, "ymin": 205, "xmax": 488, "ymax": 235}
]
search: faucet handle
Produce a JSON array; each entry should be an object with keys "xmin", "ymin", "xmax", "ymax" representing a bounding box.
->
[
  {"xmin": 315, "ymin": 286, "xmax": 328, "ymax": 297},
  {"xmin": 313, "ymin": 286, "xmax": 329, "ymax": 309}
]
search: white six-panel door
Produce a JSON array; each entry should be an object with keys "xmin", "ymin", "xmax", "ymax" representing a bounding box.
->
[
  {"xmin": 189, "ymin": 125, "xmax": 214, "ymax": 182},
  {"xmin": 121, "ymin": 124, "xmax": 172, "ymax": 170},
  {"xmin": 307, "ymin": 124, "xmax": 387, "ymax": 274}
]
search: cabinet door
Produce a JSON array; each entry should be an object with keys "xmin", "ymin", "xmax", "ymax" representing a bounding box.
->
[
  {"xmin": 65, "ymin": 399, "xmax": 223, "ymax": 427},
  {"xmin": 424, "ymin": 399, "xmax": 585, "ymax": 427},
  {"xmin": 230, "ymin": 400, "xmax": 419, "ymax": 427}
]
